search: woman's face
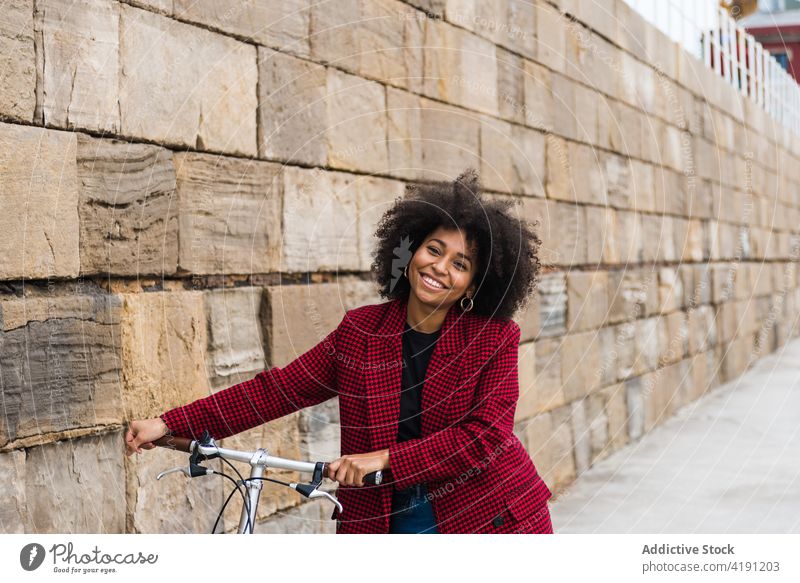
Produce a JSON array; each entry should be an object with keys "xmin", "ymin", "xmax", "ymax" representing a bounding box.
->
[{"xmin": 407, "ymin": 227, "xmax": 477, "ymax": 310}]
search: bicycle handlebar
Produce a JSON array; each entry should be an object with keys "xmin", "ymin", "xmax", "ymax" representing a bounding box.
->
[{"xmin": 152, "ymin": 434, "xmax": 383, "ymax": 486}]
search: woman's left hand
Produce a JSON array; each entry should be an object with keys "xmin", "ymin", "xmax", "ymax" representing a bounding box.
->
[{"xmin": 326, "ymin": 449, "xmax": 390, "ymax": 486}]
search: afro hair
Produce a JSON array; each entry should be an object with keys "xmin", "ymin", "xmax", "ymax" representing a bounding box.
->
[{"xmin": 369, "ymin": 168, "xmax": 543, "ymax": 320}]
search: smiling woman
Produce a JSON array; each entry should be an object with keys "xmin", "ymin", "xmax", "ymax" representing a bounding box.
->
[{"xmin": 125, "ymin": 168, "xmax": 552, "ymax": 534}]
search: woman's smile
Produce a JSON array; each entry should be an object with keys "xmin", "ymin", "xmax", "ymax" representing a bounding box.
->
[{"xmin": 420, "ymin": 272, "xmax": 448, "ymax": 291}]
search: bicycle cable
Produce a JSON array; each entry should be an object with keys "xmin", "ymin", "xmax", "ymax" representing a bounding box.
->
[{"xmin": 218, "ymin": 456, "xmax": 253, "ymax": 534}]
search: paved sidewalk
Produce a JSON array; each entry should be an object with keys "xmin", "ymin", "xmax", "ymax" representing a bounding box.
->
[{"xmin": 549, "ymin": 338, "xmax": 800, "ymax": 533}]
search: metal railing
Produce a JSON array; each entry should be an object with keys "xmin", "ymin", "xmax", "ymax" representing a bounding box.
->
[{"xmin": 624, "ymin": 0, "xmax": 800, "ymax": 135}]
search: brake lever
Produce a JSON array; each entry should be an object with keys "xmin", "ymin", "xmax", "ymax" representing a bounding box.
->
[
  {"xmin": 308, "ymin": 489, "xmax": 343, "ymax": 514},
  {"xmin": 156, "ymin": 464, "xmax": 215, "ymax": 480},
  {"xmin": 156, "ymin": 466, "xmax": 192, "ymax": 480}
]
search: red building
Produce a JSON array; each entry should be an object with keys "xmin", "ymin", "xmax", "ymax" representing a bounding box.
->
[{"xmin": 741, "ymin": 9, "xmax": 800, "ymax": 81}]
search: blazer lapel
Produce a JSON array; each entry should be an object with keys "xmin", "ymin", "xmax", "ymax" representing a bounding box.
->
[{"xmin": 365, "ymin": 297, "xmax": 465, "ymax": 451}]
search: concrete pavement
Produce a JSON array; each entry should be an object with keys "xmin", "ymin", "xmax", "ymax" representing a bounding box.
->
[{"xmin": 549, "ymin": 337, "xmax": 800, "ymax": 533}]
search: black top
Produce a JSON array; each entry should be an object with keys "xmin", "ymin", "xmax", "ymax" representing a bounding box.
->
[{"xmin": 397, "ymin": 321, "xmax": 441, "ymax": 443}]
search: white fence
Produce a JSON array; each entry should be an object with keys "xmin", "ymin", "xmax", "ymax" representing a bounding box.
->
[{"xmin": 624, "ymin": 0, "xmax": 800, "ymax": 135}]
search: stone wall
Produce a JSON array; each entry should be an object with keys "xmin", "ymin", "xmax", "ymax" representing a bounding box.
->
[{"xmin": 1, "ymin": 0, "xmax": 798, "ymax": 533}]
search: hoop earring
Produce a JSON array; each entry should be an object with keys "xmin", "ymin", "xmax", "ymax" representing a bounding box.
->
[
  {"xmin": 460, "ymin": 295, "xmax": 474, "ymax": 312},
  {"xmin": 404, "ymin": 264, "xmax": 409, "ymax": 278}
]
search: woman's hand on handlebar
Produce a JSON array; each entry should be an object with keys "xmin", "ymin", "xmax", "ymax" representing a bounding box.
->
[
  {"xmin": 125, "ymin": 417, "xmax": 169, "ymax": 457},
  {"xmin": 326, "ymin": 448, "xmax": 389, "ymax": 487}
]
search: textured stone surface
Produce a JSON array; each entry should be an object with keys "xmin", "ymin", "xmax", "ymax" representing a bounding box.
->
[
  {"xmin": 0, "ymin": 450, "xmax": 27, "ymax": 532},
  {"xmin": 537, "ymin": 272, "xmax": 567, "ymax": 337},
  {"xmin": 77, "ymin": 134, "xmax": 178, "ymax": 276},
  {"xmin": 264, "ymin": 283, "xmax": 349, "ymax": 365},
  {"xmin": 480, "ymin": 116, "xmax": 546, "ymax": 196},
  {"xmin": 125, "ymin": 440, "xmax": 222, "ymax": 533},
  {"xmin": 422, "ymin": 19, "xmax": 498, "ymax": 115},
  {"xmin": 0, "ymin": 0, "xmax": 36, "ymax": 122},
  {"xmin": 204, "ymin": 287, "xmax": 265, "ymax": 388},
  {"xmin": 515, "ymin": 340, "xmax": 537, "ymax": 422},
  {"xmin": 119, "ymin": 4, "xmax": 257, "ymax": 155},
  {"xmin": 419, "ymin": 98, "xmax": 481, "ymax": 181},
  {"xmin": 386, "ymin": 87, "xmax": 423, "ymax": 180},
  {"xmin": 0, "ymin": 292, "xmax": 121, "ymax": 448},
  {"xmin": 0, "ymin": 124, "xmax": 79, "ymax": 280},
  {"xmin": 258, "ymin": 47, "xmax": 327, "ymax": 165},
  {"xmin": 561, "ymin": 330, "xmax": 602, "ymax": 401},
  {"xmin": 174, "ymin": 152, "xmax": 282, "ymax": 275},
  {"xmin": 326, "ymin": 69, "xmax": 388, "ymax": 173},
  {"xmin": 174, "ymin": 0, "xmax": 311, "ymax": 57},
  {"xmin": 357, "ymin": 175, "xmax": 406, "ymax": 271},
  {"xmin": 120, "ymin": 291, "xmax": 210, "ymax": 420},
  {"xmin": 282, "ymin": 167, "xmax": 360, "ymax": 272},
  {"xmin": 567, "ymin": 271, "xmax": 609, "ymax": 332},
  {"xmin": 27, "ymin": 431, "xmax": 125, "ymax": 533},
  {"xmin": 254, "ymin": 495, "xmax": 337, "ymax": 534},
  {"xmin": 35, "ymin": 0, "xmax": 120, "ymax": 131}
]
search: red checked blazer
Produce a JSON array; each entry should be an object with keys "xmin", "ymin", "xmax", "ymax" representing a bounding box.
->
[{"xmin": 160, "ymin": 296, "xmax": 554, "ymax": 534}]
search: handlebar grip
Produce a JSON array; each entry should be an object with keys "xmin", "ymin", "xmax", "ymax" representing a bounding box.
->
[
  {"xmin": 363, "ymin": 470, "xmax": 382, "ymax": 486},
  {"xmin": 152, "ymin": 434, "xmax": 194, "ymax": 453}
]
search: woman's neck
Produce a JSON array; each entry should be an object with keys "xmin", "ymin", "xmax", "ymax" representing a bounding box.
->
[{"xmin": 406, "ymin": 294, "xmax": 447, "ymax": 333}]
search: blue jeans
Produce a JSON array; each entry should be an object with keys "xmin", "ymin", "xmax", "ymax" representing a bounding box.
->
[{"xmin": 389, "ymin": 483, "xmax": 440, "ymax": 534}]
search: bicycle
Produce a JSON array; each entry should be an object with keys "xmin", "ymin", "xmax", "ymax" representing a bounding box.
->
[{"xmin": 152, "ymin": 430, "xmax": 382, "ymax": 534}]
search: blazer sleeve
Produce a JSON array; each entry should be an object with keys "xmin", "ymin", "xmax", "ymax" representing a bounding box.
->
[
  {"xmin": 159, "ymin": 312, "xmax": 346, "ymax": 440},
  {"xmin": 387, "ymin": 320, "xmax": 522, "ymax": 490}
]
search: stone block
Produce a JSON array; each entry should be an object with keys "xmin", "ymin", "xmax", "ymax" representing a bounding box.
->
[
  {"xmin": 523, "ymin": 59, "xmax": 554, "ymax": 131},
  {"xmin": 418, "ymin": 98, "xmax": 481, "ymax": 181},
  {"xmin": 561, "ymin": 330, "xmax": 602, "ymax": 401},
  {"xmin": 633, "ymin": 316, "xmax": 659, "ymax": 375},
  {"xmin": 29, "ymin": 431, "xmax": 125, "ymax": 533},
  {"xmin": 258, "ymin": 47, "xmax": 327, "ymax": 165},
  {"xmin": 386, "ymin": 87, "xmax": 423, "ymax": 180},
  {"xmin": 497, "ymin": 49, "xmax": 526, "ymax": 124},
  {"xmin": 536, "ymin": 1, "xmax": 566, "ymax": 73},
  {"xmin": 625, "ymin": 375, "xmax": 644, "ymax": 440},
  {"xmin": 481, "ymin": 116, "xmax": 546, "ymax": 196},
  {"xmin": 513, "ymin": 290, "xmax": 541, "ymax": 342},
  {"xmin": 517, "ymin": 408, "xmax": 574, "ymax": 490},
  {"xmin": 597, "ymin": 382, "xmax": 628, "ymax": 449},
  {"xmin": 537, "ymin": 271, "xmax": 567, "ymax": 337},
  {"xmin": 533, "ymin": 337, "xmax": 566, "ymax": 412},
  {"xmin": 264, "ymin": 283, "xmax": 349, "ymax": 365},
  {"xmin": 204, "ymin": 287, "xmax": 265, "ymax": 388},
  {"xmin": 607, "ymin": 270, "xmax": 648, "ymax": 323},
  {"xmin": 120, "ymin": 291, "xmax": 210, "ymax": 421},
  {"xmin": 567, "ymin": 271, "xmax": 609, "ymax": 332},
  {"xmin": 173, "ymin": 0, "xmax": 311, "ymax": 57},
  {"xmin": 0, "ymin": 0, "xmax": 36, "ymax": 122},
  {"xmin": 77, "ymin": 134, "xmax": 178, "ymax": 276},
  {"xmin": 173, "ymin": 152, "xmax": 282, "ymax": 275},
  {"xmin": 515, "ymin": 340, "xmax": 537, "ymax": 422},
  {"xmin": 119, "ymin": 4, "xmax": 258, "ymax": 155},
  {"xmin": 357, "ymin": 175, "xmax": 406, "ymax": 271},
  {"xmin": 125, "ymin": 438, "xmax": 222, "ymax": 533},
  {"xmin": 0, "ymin": 449, "xmax": 27, "ymax": 532},
  {"xmin": 255, "ymin": 492, "xmax": 337, "ymax": 534},
  {"xmin": 35, "ymin": 0, "xmax": 120, "ymax": 132},
  {"xmin": 326, "ymin": 68, "xmax": 388, "ymax": 173},
  {"xmin": 569, "ymin": 398, "xmax": 590, "ymax": 474},
  {"xmin": 0, "ymin": 293, "xmax": 122, "ymax": 447},
  {"xmin": 423, "ymin": 19, "xmax": 498, "ymax": 115},
  {"xmin": 615, "ymin": 210, "xmax": 642, "ymax": 265},
  {"xmin": 282, "ymin": 166, "xmax": 360, "ymax": 272},
  {"xmin": 0, "ymin": 124, "xmax": 79, "ymax": 280},
  {"xmin": 550, "ymin": 72, "xmax": 576, "ymax": 140},
  {"xmin": 658, "ymin": 267, "xmax": 683, "ymax": 313}
]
